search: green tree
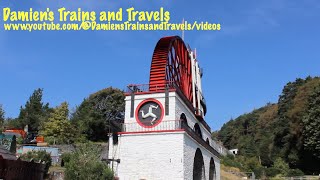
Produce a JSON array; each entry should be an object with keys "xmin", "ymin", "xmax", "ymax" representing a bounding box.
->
[
  {"xmin": 273, "ymin": 78, "xmax": 307, "ymax": 162},
  {"xmin": 64, "ymin": 143, "xmax": 114, "ymax": 180},
  {"xmin": 41, "ymin": 102, "xmax": 75, "ymax": 144},
  {"xmin": 71, "ymin": 87, "xmax": 125, "ymax": 141},
  {"xmin": 303, "ymin": 85, "xmax": 320, "ymax": 158},
  {"xmin": 239, "ymin": 156, "xmax": 261, "ymax": 172},
  {"xmin": 17, "ymin": 88, "xmax": 52, "ymax": 132},
  {"xmin": 0, "ymin": 104, "xmax": 5, "ymax": 128},
  {"xmin": 273, "ymin": 158, "xmax": 289, "ymax": 176},
  {"xmin": 4, "ymin": 118, "xmax": 20, "ymax": 129},
  {"xmin": 211, "ymin": 130, "xmax": 219, "ymax": 141},
  {"xmin": 217, "ymin": 77, "xmax": 320, "ymax": 174}
]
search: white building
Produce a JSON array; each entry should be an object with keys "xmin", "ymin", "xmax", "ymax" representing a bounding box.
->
[
  {"xmin": 108, "ymin": 36, "xmax": 221, "ymax": 180},
  {"xmin": 229, "ymin": 149, "xmax": 239, "ymax": 155}
]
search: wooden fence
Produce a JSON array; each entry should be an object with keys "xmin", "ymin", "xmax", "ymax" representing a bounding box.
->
[{"xmin": 0, "ymin": 156, "xmax": 46, "ymax": 180}]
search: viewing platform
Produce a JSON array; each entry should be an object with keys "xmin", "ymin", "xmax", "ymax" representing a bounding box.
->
[
  {"xmin": 125, "ymin": 82, "xmax": 209, "ymax": 130},
  {"xmin": 119, "ymin": 120, "xmax": 228, "ymax": 156}
]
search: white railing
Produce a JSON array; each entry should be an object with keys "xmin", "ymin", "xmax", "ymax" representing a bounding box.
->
[
  {"xmin": 121, "ymin": 120, "xmax": 230, "ymax": 156},
  {"xmin": 121, "ymin": 120, "xmax": 183, "ymax": 133},
  {"xmin": 126, "ymin": 82, "xmax": 176, "ymax": 94}
]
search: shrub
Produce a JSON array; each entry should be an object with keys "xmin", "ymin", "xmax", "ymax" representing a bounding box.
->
[
  {"xmin": 44, "ymin": 136, "xmax": 55, "ymax": 145},
  {"xmin": 273, "ymin": 158, "xmax": 289, "ymax": 176},
  {"xmin": 287, "ymin": 169, "xmax": 304, "ymax": 177},
  {"xmin": 64, "ymin": 143, "xmax": 114, "ymax": 180},
  {"xmin": 221, "ymin": 155, "xmax": 242, "ymax": 169},
  {"xmin": 265, "ymin": 167, "xmax": 281, "ymax": 177},
  {"xmin": 61, "ymin": 152, "xmax": 72, "ymax": 167},
  {"xmin": 244, "ymin": 157, "xmax": 261, "ymax": 171},
  {"xmin": 253, "ymin": 166, "xmax": 265, "ymax": 179},
  {"xmin": 20, "ymin": 150, "xmax": 52, "ymax": 176},
  {"xmin": 16, "ymin": 136, "xmax": 24, "ymax": 144}
]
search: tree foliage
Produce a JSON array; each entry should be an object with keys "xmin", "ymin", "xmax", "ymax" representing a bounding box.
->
[
  {"xmin": 221, "ymin": 155, "xmax": 265, "ymax": 178},
  {"xmin": 64, "ymin": 143, "xmax": 114, "ymax": 180},
  {"xmin": 0, "ymin": 104, "xmax": 5, "ymax": 128},
  {"xmin": 4, "ymin": 118, "xmax": 20, "ymax": 129},
  {"xmin": 16, "ymin": 88, "xmax": 52, "ymax": 132},
  {"xmin": 41, "ymin": 102, "xmax": 75, "ymax": 144},
  {"xmin": 20, "ymin": 150, "xmax": 52, "ymax": 176},
  {"xmin": 302, "ymin": 85, "xmax": 320, "ymax": 158},
  {"xmin": 218, "ymin": 77, "xmax": 320, "ymax": 174},
  {"xmin": 273, "ymin": 158, "xmax": 290, "ymax": 176},
  {"xmin": 71, "ymin": 87, "xmax": 125, "ymax": 141},
  {"xmin": 220, "ymin": 155, "xmax": 242, "ymax": 169}
]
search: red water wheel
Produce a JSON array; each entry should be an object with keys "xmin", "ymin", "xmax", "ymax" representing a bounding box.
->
[{"xmin": 149, "ymin": 36, "xmax": 193, "ymax": 104}]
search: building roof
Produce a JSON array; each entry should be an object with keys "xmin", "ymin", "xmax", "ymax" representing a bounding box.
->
[{"xmin": 0, "ymin": 145, "xmax": 17, "ymax": 160}]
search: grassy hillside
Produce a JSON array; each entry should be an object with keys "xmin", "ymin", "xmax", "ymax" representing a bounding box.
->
[{"xmin": 218, "ymin": 76, "xmax": 320, "ymax": 175}]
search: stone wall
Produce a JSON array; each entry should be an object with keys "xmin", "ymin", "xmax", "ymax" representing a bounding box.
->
[{"xmin": 116, "ymin": 132, "xmax": 184, "ymax": 180}]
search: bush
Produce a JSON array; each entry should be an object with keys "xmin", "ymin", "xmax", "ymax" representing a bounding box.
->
[
  {"xmin": 244, "ymin": 157, "xmax": 261, "ymax": 171},
  {"xmin": 273, "ymin": 158, "xmax": 289, "ymax": 176},
  {"xmin": 73, "ymin": 134, "xmax": 89, "ymax": 143},
  {"xmin": 61, "ymin": 152, "xmax": 72, "ymax": 167},
  {"xmin": 44, "ymin": 136, "xmax": 55, "ymax": 145},
  {"xmin": 44, "ymin": 136, "xmax": 75, "ymax": 145},
  {"xmin": 64, "ymin": 143, "xmax": 114, "ymax": 180},
  {"xmin": 265, "ymin": 167, "xmax": 282, "ymax": 177},
  {"xmin": 287, "ymin": 169, "xmax": 304, "ymax": 177},
  {"xmin": 221, "ymin": 155, "xmax": 242, "ymax": 169},
  {"xmin": 20, "ymin": 150, "xmax": 52, "ymax": 175},
  {"xmin": 16, "ymin": 136, "xmax": 24, "ymax": 144},
  {"xmin": 253, "ymin": 166, "xmax": 265, "ymax": 179}
]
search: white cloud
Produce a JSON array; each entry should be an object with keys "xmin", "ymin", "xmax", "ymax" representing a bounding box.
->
[{"xmin": 193, "ymin": 0, "xmax": 320, "ymax": 45}]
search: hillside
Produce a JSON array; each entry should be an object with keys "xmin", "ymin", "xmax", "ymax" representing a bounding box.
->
[{"xmin": 217, "ymin": 76, "xmax": 320, "ymax": 175}]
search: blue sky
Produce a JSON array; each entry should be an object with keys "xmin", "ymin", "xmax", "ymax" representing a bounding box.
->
[{"xmin": 1, "ymin": 0, "xmax": 320, "ymax": 130}]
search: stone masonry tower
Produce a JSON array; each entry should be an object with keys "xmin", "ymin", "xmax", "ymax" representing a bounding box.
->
[{"xmin": 108, "ymin": 36, "xmax": 221, "ymax": 180}]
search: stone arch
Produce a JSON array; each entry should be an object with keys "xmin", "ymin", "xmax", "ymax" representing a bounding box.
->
[
  {"xmin": 209, "ymin": 158, "xmax": 216, "ymax": 180},
  {"xmin": 180, "ymin": 113, "xmax": 188, "ymax": 128},
  {"xmin": 193, "ymin": 148, "xmax": 205, "ymax": 180},
  {"xmin": 194, "ymin": 123, "xmax": 203, "ymax": 139}
]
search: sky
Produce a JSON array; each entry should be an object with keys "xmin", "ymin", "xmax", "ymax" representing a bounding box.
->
[{"xmin": 0, "ymin": 0, "xmax": 320, "ymax": 131}]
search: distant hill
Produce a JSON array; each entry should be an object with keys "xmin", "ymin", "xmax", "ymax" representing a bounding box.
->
[{"xmin": 217, "ymin": 76, "xmax": 320, "ymax": 174}]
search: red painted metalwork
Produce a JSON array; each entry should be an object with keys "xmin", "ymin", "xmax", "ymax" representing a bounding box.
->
[{"xmin": 149, "ymin": 36, "xmax": 193, "ymax": 105}]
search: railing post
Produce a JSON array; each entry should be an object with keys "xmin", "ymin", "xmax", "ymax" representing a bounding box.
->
[
  {"xmin": 122, "ymin": 120, "xmax": 188, "ymax": 132},
  {"xmin": 165, "ymin": 84, "xmax": 169, "ymax": 115},
  {"xmin": 130, "ymin": 91, "xmax": 135, "ymax": 118}
]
